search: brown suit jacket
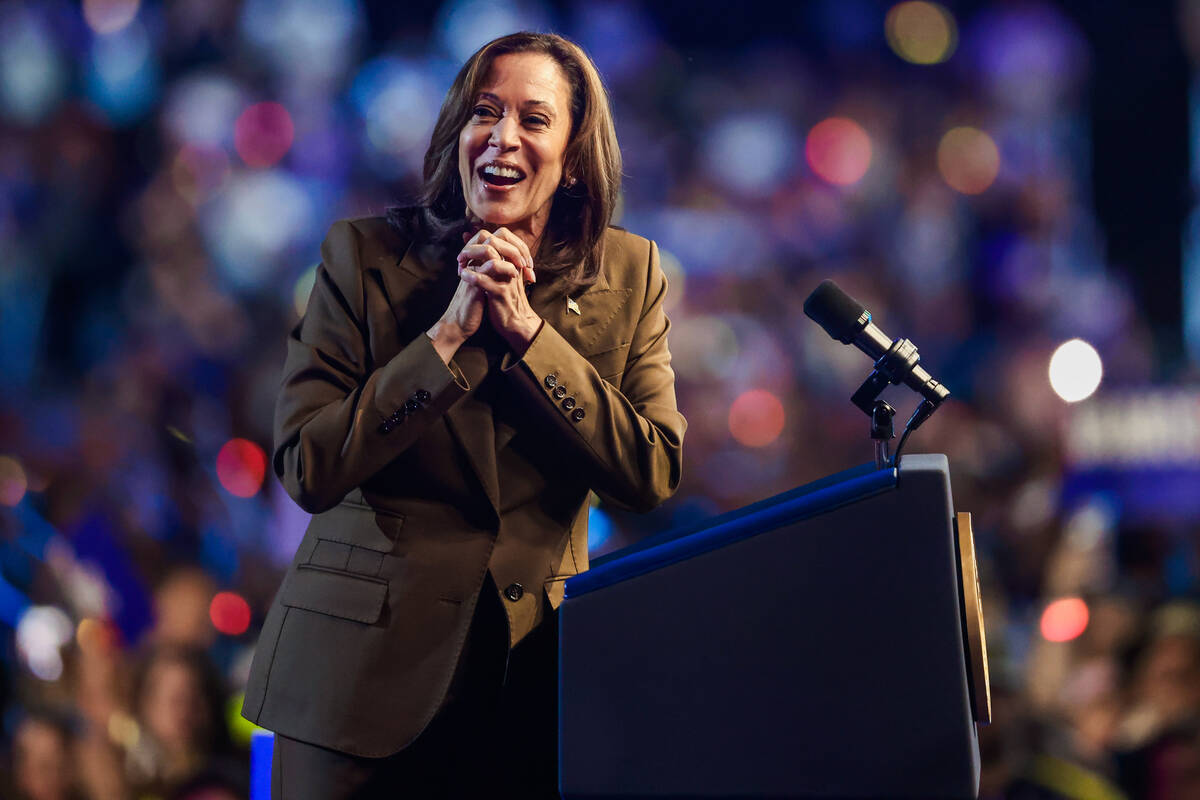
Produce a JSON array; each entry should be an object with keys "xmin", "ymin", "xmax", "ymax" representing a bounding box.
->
[{"xmin": 241, "ymin": 215, "xmax": 685, "ymax": 757}]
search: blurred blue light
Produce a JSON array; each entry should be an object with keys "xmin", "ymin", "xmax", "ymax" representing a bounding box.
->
[
  {"xmin": 1184, "ymin": 206, "xmax": 1200, "ymax": 365},
  {"xmin": 701, "ymin": 113, "xmax": 794, "ymax": 197},
  {"xmin": 202, "ymin": 171, "xmax": 316, "ymax": 290},
  {"xmin": 435, "ymin": 0, "xmax": 554, "ymax": 64},
  {"xmin": 635, "ymin": 207, "xmax": 769, "ymax": 276},
  {"xmin": 239, "ymin": 0, "xmax": 364, "ymax": 85},
  {"xmin": 85, "ymin": 20, "xmax": 160, "ymax": 124},
  {"xmin": 588, "ymin": 505, "xmax": 613, "ymax": 554},
  {"xmin": 571, "ymin": 0, "xmax": 657, "ymax": 83},
  {"xmin": 0, "ymin": 573, "xmax": 31, "ymax": 628},
  {"xmin": 201, "ymin": 524, "xmax": 239, "ymax": 583},
  {"xmin": 967, "ymin": 5, "xmax": 1088, "ymax": 113},
  {"xmin": 350, "ymin": 57, "xmax": 443, "ymax": 174},
  {"xmin": 0, "ymin": 7, "xmax": 68, "ymax": 125}
]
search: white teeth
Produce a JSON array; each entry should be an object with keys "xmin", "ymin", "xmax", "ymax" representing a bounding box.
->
[{"xmin": 482, "ymin": 164, "xmax": 523, "ymax": 179}]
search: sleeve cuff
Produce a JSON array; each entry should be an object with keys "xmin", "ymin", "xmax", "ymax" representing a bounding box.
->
[{"xmin": 372, "ymin": 333, "xmax": 469, "ymax": 432}]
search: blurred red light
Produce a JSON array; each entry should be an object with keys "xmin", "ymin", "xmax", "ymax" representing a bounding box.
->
[
  {"xmin": 209, "ymin": 592, "xmax": 251, "ymax": 636},
  {"xmin": 234, "ymin": 102, "xmax": 294, "ymax": 168},
  {"xmin": 216, "ymin": 439, "xmax": 266, "ymax": 498},
  {"xmin": 1040, "ymin": 597, "xmax": 1089, "ymax": 642},
  {"xmin": 728, "ymin": 390, "xmax": 786, "ymax": 447},
  {"xmin": 806, "ymin": 117, "xmax": 872, "ymax": 186}
]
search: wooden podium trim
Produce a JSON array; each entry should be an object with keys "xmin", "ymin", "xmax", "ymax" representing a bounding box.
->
[{"xmin": 956, "ymin": 511, "xmax": 992, "ymax": 725}]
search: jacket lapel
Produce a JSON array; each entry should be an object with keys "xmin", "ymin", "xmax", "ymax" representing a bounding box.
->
[
  {"xmin": 442, "ymin": 346, "xmax": 501, "ymax": 514},
  {"xmin": 527, "ymin": 269, "xmax": 632, "ymax": 356},
  {"xmin": 376, "ymin": 240, "xmax": 501, "ymax": 517}
]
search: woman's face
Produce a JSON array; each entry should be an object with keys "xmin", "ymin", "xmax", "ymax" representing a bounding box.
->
[{"xmin": 457, "ymin": 51, "xmax": 573, "ymax": 243}]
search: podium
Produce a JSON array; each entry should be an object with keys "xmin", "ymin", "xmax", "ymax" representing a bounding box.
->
[{"xmin": 559, "ymin": 454, "xmax": 990, "ymax": 799}]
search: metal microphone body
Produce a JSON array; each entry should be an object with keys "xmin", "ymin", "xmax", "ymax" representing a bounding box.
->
[{"xmin": 803, "ymin": 280, "xmax": 950, "ymax": 407}]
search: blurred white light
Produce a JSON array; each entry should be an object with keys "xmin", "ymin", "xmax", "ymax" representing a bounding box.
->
[
  {"xmin": 701, "ymin": 113, "xmax": 794, "ymax": 197},
  {"xmin": 239, "ymin": 0, "xmax": 363, "ymax": 85},
  {"xmin": 436, "ymin": 0, "xmax": 552, "ymax": 64},
  {"xmin": 163, "ymin": 73, "xmax": 248, "ymax": 147},
  {"xmin": 351, "ymin": 58, "xmax": 442, "ymax": 166},
  {"xmin": 203, "ymin": 171, "xmax": 316, "ymax": 289},
  {"xmin": 1049, "ymin": 338, "xmax": 1102, "ymax": 403},
  {"xmin": 0, "ymin": 8, "xmax": 67, "ymax": 124},
  {"xmin": 84, "ymin": 0, "xmax": 141, "ymax": 35},
  {"xmin": 16, "ymin": 605, "xmax": 73, "ymax": 681}
]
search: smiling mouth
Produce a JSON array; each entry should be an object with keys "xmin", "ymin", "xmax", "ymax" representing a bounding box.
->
[{"xmin": 478, "ymin": 162, "xmax": 526, "ymax": 187}]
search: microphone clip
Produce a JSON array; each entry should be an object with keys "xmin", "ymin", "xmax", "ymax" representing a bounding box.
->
[{"xmin": 850, "ymin": 337, "xmax": 921, "ymax": 416}]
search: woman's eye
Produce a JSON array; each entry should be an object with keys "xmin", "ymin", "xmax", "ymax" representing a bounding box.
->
[
  {"xmin": 525, "ymin": 116, "xmax": 549, "ymax": 127},
  {"xmin": 472, "ymin": 106, "xmax": 497, "ymax": 118}
]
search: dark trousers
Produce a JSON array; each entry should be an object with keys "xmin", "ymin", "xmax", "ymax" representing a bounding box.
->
[{"xmin": 271, "ymin": 576, "xmax": 560, "ymax": 799}]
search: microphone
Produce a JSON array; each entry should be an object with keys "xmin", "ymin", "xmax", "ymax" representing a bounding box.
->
[{"xmin": 803, "ymin": 279, "xmax": 949, "ymax": 408}]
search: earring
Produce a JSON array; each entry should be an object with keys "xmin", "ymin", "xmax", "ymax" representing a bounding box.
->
[{"xmin": 562, "ymin": 175, "xmax": 577, "ymax": 188}]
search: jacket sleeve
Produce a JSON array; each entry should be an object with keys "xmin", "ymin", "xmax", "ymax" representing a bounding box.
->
[
  {"xmin": 502, "ymin": 239, "xmax": 686, "ymax": 512},
  {"xmin": 273, "ymin": 220, "xmax": 469, "ymax": 513}
]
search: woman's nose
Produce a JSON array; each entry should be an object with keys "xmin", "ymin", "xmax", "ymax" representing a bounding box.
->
[{"xmin": 488, "ymin": 114, "xmax": 519, "ymax": 150}]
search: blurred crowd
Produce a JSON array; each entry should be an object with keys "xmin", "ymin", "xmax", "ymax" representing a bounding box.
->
[{"xmin": 3, "ymin": 0, "xmax": 1200, "ymax": 798}]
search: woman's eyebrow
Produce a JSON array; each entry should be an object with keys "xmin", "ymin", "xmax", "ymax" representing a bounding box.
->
[{"xmin": 477, "ymin": 92, "xmax": 556, "ymax": 116}]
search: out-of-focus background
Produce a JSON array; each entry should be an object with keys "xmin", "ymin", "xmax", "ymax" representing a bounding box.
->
[{"xmin": 2, "ymin": 0, "xmax": 1200, "ymax": 797}]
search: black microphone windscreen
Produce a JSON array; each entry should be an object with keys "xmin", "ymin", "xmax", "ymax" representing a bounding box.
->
[{"xmin": 804, "ymin": 280, "xmax": 868, "ymax": 344}]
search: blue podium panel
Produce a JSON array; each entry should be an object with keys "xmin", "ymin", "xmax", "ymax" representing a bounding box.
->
[{"xmin": 559, "ymin": 455, "xmax": 980, "ymax": 799}]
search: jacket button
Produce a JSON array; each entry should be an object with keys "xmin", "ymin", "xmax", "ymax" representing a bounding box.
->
[
  {"xmin": 544, "ymin": 374, "xmax": 557, "ymax": 389},
  {"xmin": 553, "ymin": 385, "xmax": 567, "ymax": 400},
  {"xmin": 414, "ymin": 389, "xmax": 430, "ymax": 403},
  {"xmin": 504, "ymin": 582, "xmax": 524, "ymax": 602},
  {"xmin": 562, "ymin": 396, "xmax": 576, "ymax": 410},
  {"xmin": 571, "ymin": 407, "xmax": 586, "ymax": 422}
]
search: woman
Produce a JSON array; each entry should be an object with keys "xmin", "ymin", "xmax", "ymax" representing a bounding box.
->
[{"xmin": 242, "ymin": 32, "xmax": 685, "ymax": 798}]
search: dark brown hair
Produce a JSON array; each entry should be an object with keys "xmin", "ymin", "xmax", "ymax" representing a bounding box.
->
[{"xmin": 388, "ymin": 32, "xmax": 621, "ymax": 289}]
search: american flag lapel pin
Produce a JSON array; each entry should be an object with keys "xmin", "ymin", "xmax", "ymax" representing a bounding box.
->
[{"xmin": 566, "ymin": 296, "xmax": 581, "ymax": 315}]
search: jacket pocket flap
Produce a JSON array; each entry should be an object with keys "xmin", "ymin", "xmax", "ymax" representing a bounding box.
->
[
  {"xmin": 309, "ymin": 500, "xmax": 402, "ymax": 553},
  {"xmin": 281, "ymin": 565, "xmax": 387, "ymax": 624}
]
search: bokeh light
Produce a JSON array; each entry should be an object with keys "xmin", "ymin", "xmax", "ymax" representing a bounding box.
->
[
  {"xmin": 83, "ymin": 0, "xmax": 141, "ymax": 35},
  {"xmin": 84, "ymin": 19, "xmax": 159, "ymax": 124},
  {"xmin": 436, "ymin": 0, "xmax": 551, "ymax": 64},
  {"xmin": 806, "ymin": 117, "xmax": 872, "ymax": 186},
  {"xmin": 293, "ymin": 264, "xmax": 318, "ymax": 317},
  {"xmin": 171, "ymin": 144, "xmax": 231, "ymax": 204},
  {"xmin": 77, "ymin": 617, "xmax": 119, "ymax": 655},
  {"xmin": 0, "ymin": 7, "xmax": 68, "ymax": 124},
  {"xmin": 670, "ymin": 315, "xmax": 740, "ymax": 380},
  {"xmin": 0, "ymin": 455, "xmax": 28, "ymax": 507},
  {"xmin": 351, "ymin": 57, "xmax": 443, "ymax": 173},
  {"xmin": 658, "ymin": 248, "xmax": 685, "ymax": 314},
  {"xmin": 937, "ymin": 127, "xmax": 1000, "ymax": 195},
  {"xmin": 728, "ymin": 390, "xmax": 786, "ymax": 447},
  {"xmin": 235, "ymin": 102, "xmax": 295, "ymax": 168},
  {"xmin": 588, "ymin": 505, "xmax": 613, "ymax": 554},
  {"xmin": 885, "ymin": 2, "xmax": 958, "ymax": 65},
  {"xmin": 1040, "ymin": 597, "xmax": 1089, "ymax": 642},
  {"xmin": 202, "ymin": 170, "xmax": 316, "ymax": 289},
  {"xmin": 227, "ymin": 692, "xmax": 265, "ymax": 747},
  {"xmin": 216, "ymin": 439, "xmax": 267, "ymax": 498},
  {"xmin": 16, "ymin": 605, "xmax": 73, "ymax": 681},
  {"xmin": 163, "ymin": 73, "xmax": 247, "ymax": 147},
  {"xmin": 1049, "ymin": 339, "xmax": 1103, "ymax": 403},
  {"xmin": 209, "ymin": 591, "xmax": 252, "ymax": 635},
  {"xmin": 239, "ymin": 0, "xmax": 364, "ymax": 85},
  {"xmin": 702, "ymin": 113, "xmax": 794, "ymax": 196}
]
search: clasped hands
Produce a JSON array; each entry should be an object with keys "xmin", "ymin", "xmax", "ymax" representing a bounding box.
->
[{"xmin": 427, "ymin": 226, "xmax": 543, "ymax": 364}]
